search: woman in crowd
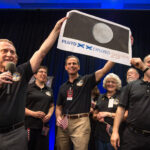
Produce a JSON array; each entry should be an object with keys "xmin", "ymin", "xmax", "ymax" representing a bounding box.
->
[
  {"xmin": 25, "ymin": 66, "xmax": 54, "ymax": 150},
  {"xmin": 93, "ymin": 73, "xmax": 122, "ymax": 150}
]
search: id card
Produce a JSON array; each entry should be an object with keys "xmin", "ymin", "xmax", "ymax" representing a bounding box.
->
[
  {"xmin": 108, "ymin": 98, "xmax": 114, "ymax": 108},
  {"xmin": 67, "ymin": 87, "xmax": 73, "ymax": 101}
]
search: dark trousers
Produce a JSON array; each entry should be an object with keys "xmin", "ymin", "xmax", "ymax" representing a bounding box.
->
[
  {"xmin": 28, "ymin": 128, "xmax": 49, "ymax": 150},
  {"xmin": 121, "ymin": 127, "xmax": 150, "ymax": 150},
  {"xmin": 0, "ymin": 126, "xmax": 28, "ymax": 150},
  {"xmin": 95, "ymin": 139, "xmax": 114, "ymax": 150}
]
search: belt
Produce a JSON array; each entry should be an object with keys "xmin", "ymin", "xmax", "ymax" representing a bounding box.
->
[
  {"xmin": 0, "ymin": 122, "xmax": 24, "ymax": 133},
  {"xmin": 65, "ymin": 113, "xmax": 89, "ymax": 119},
  {"xmin": 128, "ymin": 126, "xmax": 150, "ymax": 136}
]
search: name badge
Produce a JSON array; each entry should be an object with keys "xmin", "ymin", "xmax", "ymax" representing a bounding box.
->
[
  {"xmin": 108, "ymin": 98, "xmax": 114, "ymax": 108},
  {"xmin": 67, "ymin": 87, "xmax": 73, "ymax": 101}
]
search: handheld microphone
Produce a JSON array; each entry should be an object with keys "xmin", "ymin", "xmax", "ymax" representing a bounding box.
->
[{"xmin": 5, "ymin": 62, "xmax": 16, "ymax": 94}]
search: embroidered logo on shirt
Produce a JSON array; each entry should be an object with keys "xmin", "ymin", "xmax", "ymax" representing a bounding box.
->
[
  {"xmin": 45, "ymin": 91, "xmax": 51, "ymax": 96},
  {"xmin": 113, "ymin": 98, "xmax": 119, "ymax": 105},
  {"xmin": 76, "ymin": 80, "xmax": 84, "ymax": 86},
  {"xmin": 12, "ymin": 72, "xmax": 21, "ymax": 82}
]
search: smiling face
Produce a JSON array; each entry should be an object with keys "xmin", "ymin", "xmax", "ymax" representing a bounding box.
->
[
  {"xmin": 34, "ymin": 68, "xmax": 48, "ymax": 84},
  {"xmin": 126, "ymin": 68, "xmax": 139, "ymax": 83},
  {"xmin": 105, "ymin": 77, "xmax": 118, "ymax": 93},
  {"xmin": 0, "ymin": 41, "xmax": 17, "ymax": 71},
  {"xmin": 65, "ymin": 57, "xmax": 80, "ymax": 76}
]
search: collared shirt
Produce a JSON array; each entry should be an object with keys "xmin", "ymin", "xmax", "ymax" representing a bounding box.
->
[
  {"xmin": 0, "ymin": 61, "xmax": 33, "ymax": 128},
  {"xmin": 119, "ymin": 79, "xmax": 150, "ymax": 130},
  {"xmin": 25, "ymin": 82, "xmax": 54, "ymax": 129},
  {"xmin": 94, "ymin": 91, "xmax": 121, "ymax": 142},
  {"xmin": 57, "ymin": 73, "xmax": 97, "ymax": 114}
]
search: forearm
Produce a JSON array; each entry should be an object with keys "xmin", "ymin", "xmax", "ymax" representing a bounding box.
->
[
  {"xmin": 30, "ymin": 17, "xmax": 67, "ymax": 73},
  {"xmin": 56, "ymin": 105, "xmax": 63, "ymax": 119},
  {"xmin": 108, "ymin": 112, "xmax": 115, "ymax": 118},
  {"xmin": 25, "ymin": 108, "xmax": 35, "ymax": 117},
  {"xmin": 30, "ymin": 30, "xmax": 59, "ymax": 73},
  {"xmin": 47, "ymin": 105, "xmax": 54, "ymax": 117},
  {"xmin": 113, "ymin": 106, "xmax": 125, "ymax": 133},
  {"xmin": 95, "ymin": 61, "xmax": 115, "ymax": 82}
]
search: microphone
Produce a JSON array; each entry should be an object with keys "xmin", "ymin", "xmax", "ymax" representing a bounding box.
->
[{"xmin": 5, "ymin": 62, "xmax": 16, "ymax": 94}]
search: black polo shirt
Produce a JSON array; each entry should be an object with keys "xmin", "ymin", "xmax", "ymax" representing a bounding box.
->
[
  {"xmin": 57, "ymin": 73, "xmax": 97, "ymax": 114},
  {"xmin": 0, "ymin": 61, "xmax": 33, "ymax": 128},
  {"xmin": 119, "ymin": 79, "xmax": 150, "ymax": 131},
  {"xmin": 94, "ymin": 91, "xmax": 121, "ymax": 142},
  {"xmin": 25, "ymin": 82, "xmax": 54, "ymax": 129}
]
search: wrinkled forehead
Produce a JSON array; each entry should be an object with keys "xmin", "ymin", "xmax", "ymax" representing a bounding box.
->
[
  {"xmin": 127, "ymin": 69, "xmax": 136, "ymax": 74},
  {"xmin": 0, "ymin": 41, "xmax": 16, "ymax": 52}
]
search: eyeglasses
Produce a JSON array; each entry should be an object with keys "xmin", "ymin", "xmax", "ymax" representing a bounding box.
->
[
  {"xmin": 0, "ymin": 49, "xmax": 16, "ymax": 55},
  {"xmin": 37, "ymin": 70, "xmax": 47, "ymax": 74}
]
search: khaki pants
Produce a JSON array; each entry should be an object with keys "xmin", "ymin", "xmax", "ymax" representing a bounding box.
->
[{"xmin": 56, "ymin": 116, "xmax": 91, "ymax": 150}]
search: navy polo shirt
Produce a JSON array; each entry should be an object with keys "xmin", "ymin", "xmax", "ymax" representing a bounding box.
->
[
  {"xmin": 94, "ymin": 91, "xmax": 121, "ymax": 142},
  {"xmin": 57, "ymin": 73, "xmax": 97, "ymax": 114},
  {"xmin": 119, "ymin": 79, "xmax": 150, "ymax": 131},
  {"xmin": 25, "ymin": 82, "xmax": 54, "ymax": 129}
]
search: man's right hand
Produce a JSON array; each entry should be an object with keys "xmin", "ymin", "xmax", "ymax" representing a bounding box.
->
[
  {"xmin": 0, "ymin": 72, "xmax": 13, "ymax": 86},
  {"xmin": 110, "ymin": 132, "xmax": 120, "ymax": 150},
  {"xmin": 56, "ymin": 116, "xmax": 63, "ymax": 126}
]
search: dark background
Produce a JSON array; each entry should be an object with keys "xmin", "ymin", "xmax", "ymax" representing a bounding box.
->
[{"xmin": 0, "ymin": 9, "xmax": 150, "ymax": 149}]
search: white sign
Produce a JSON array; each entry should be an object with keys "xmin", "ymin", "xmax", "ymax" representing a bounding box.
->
[{"xmin": 57, "ymin": 10, "xmax": 132, "ymax": 66}]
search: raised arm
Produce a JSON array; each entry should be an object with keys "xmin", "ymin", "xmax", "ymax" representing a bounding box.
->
[
  {"xmin": 131, "ymin": 58, "xmax": 150, "ymax": 79},
  {"xmin": 95, "ymin": 61, "xmax": 114, "ymax": 82},
  {"xmin": 30, "ymin": 17, "xmax": 67, "ymax": 73}
]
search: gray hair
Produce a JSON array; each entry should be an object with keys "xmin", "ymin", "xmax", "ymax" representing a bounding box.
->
[{"xmin": 103, "ymin": 73, "xmax": 122, "ymax": 90}]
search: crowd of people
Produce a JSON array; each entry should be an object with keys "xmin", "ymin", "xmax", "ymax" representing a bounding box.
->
[{"xmin": 0, "ymin": 16, "xmax": 150, "ymax": 150}]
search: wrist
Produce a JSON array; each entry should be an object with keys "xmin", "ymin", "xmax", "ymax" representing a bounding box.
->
[
  {"xmin": 143, "ymin": 67, "xmax": 149, "ymax": 74},
  {"xmin": 109, "ymin": 113, "xmax": 112, "ymax": 118}
]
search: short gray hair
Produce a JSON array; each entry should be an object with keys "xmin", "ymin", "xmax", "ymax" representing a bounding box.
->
[{"xmin": 103, "ymin": 73, "xmax": 122, "ymax": 90}]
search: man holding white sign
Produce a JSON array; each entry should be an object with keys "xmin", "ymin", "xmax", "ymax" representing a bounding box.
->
[{"xmin": 56, "ymin": 55, "xmax": 114, "ymax": 150}]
